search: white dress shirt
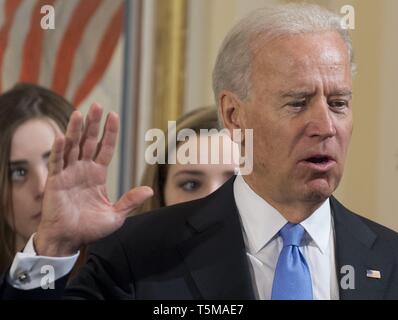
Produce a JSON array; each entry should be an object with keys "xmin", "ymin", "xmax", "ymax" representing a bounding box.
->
[
  {"xmin": 234, "ymin": 174, "xmax": 339, "ymax": 300},
  {"xmin": 8, "ymin": 234, "xmax": 78, "ymax": 290}
]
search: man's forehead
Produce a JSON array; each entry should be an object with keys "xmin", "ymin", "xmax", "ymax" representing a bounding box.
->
[
  {"xmin": 250, "ymin": 31, "xmax": 352, "ymax": 90},
  {"xmin": 252, "ymin": 31, "xmax": 350, "ymax": 69}
]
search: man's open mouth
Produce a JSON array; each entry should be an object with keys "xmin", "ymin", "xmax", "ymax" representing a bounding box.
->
[
  {"xmin": 300, "ymin": 154, "xmax": 336, "ymax": 171},
  {"xmin": 305, "ymin": 156, "xmax": 332, "ymax": 164}
]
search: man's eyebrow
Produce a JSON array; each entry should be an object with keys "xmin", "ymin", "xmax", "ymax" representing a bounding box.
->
[
  {"xmin": 280, "ymin": 90, "xmax": 316, "ymax": 99},
  {"xmin": 280, "ymin": 89, "xmax": 352, "ymax": 99},
  {"xmin": 330, "ymin": 89, "xmax": 352, "ymax": 97}
]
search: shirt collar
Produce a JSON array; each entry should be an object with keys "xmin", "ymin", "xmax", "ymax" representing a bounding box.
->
[
  {"xmin": 300, "ymin": 197, "xmax": 331, "ymax": 254},
  {"xmin": 233, "ymin": 175, "xmax": 331, "ymax": 255}
]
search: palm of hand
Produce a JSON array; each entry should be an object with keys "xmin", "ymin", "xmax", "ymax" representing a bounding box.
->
[
  {"xmin": 43, "ymin": 161, "xmax": 119, "ymax": 245},
  {"xmin": 36, "ymin": 103, "xmax": 153, "ymax": 256}
]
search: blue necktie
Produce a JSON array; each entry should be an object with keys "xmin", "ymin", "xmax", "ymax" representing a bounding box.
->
[{"xmin": 271, "ymin": 223, "xmax": 313, "ymax": 300}]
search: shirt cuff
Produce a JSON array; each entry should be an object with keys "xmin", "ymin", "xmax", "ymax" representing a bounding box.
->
[{"xmin": 7, "ymin": 233, "xmax": 79, "ymax": 290}]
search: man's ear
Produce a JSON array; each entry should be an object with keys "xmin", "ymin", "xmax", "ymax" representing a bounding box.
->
[{"xmin": 218, "ymin": 91, "xmax": 243, "ymax": 132}]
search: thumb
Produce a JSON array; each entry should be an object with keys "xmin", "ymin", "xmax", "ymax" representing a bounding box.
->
[{"xmin": 114, "ymin": 186, "xmax": 153, "ymax": 214}]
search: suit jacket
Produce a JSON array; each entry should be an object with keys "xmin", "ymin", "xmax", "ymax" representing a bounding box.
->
[{"xmin": 2, "ymin": 176, "xmax": 398, "ymax": 299}]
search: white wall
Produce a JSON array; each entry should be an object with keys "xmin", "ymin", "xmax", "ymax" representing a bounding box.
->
[{"xmin": 377, "ymin": 0, "xmax": 398, "ymax": 230}]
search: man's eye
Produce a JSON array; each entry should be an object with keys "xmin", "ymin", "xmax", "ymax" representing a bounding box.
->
[
  {"xmin": 288, "ymin": 100, "xmax": 306, "ymax": 109},
  {"xmin": 179, "ymin": 180, "xmax": 201, "ymax": 192},
  {"xmin": 329, "ymin": 100, "xmax": 348, "ymax": 109},
  {"xmin": 10, "ymin": 168, "xmax": 27, "ymax": 182}
]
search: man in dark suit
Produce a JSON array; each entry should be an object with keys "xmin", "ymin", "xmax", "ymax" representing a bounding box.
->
[
  {"xmin": 2, "ymin": 178, "xmax": 398, "ymax": 299},
  {"xmin": 2, "ymin": 3, "xmax": 398, "ymax": 300}
]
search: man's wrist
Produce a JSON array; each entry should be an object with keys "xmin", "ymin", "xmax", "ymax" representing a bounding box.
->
[{"xmin": 34, "ymin": 232, "xmax": 78, "ymax": 257}]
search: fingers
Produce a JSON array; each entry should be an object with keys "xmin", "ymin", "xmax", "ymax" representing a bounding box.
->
[
  {"xmin": 114, "ymin": 186, "xmax": 154, "ymax": 215},
  {"xmin": 48, "ymin": 135, "xmax": 65, "ymax": 176},
  {"xmin": 94, "ymin": 112, "xmax": 119, "ymax": 166},
  {"xmin": 79, "ymin": 102, "xmax": 104, "ymax": 160},
  {"xmin": 64, "ymin": 111, "xmax": 83, "ymax": 166},
  {"xmin": 62, "ymin": 102, "xmax": 118, "ymax": 168}
]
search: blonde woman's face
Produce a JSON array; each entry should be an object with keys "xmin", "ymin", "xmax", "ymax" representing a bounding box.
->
[
  {"xmin": 8, "ymin": 118, "xmax": 60, "ymax": 248},
  {"xmin": 164, "ymin": 134, "xmax": 239, "ymax": 206}
]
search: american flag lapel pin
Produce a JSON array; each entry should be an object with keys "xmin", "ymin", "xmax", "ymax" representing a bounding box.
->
[{"xmin": 366, "ymin": 269, "xmax": 381, "ymax": 279}]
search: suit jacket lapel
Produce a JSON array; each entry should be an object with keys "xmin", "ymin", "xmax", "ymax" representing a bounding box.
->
[
  {"xmin": 331, "ymin": 197, "xmax": 393, "ymax": 300},
  {"xmin": 178, "ymin": 177, "xmax": 255, "ymax": 299}
]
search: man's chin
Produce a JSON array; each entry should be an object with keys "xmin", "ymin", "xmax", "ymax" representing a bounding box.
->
[{"xmin": 302, "ymin": 178, "xmax": 335, "ymax": 202}]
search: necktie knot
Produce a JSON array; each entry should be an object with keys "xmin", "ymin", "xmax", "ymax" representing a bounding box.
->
[{"xmin": 279, "ymin": 223, "xmax": 305, "ymax": 247}]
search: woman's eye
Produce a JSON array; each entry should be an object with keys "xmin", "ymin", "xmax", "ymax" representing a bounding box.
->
[
  {"xmin": 179, "ymin": 180, "xmax": 201, "ymax": 192},
  {"xmin": 10, "ymin": 168, "xmax": 27, "ymax": 182}
]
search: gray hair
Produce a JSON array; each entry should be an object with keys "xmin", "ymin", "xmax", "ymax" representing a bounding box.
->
[{"xmin": 212, "ymin": 3, "xmax": 355, "ymax": 106}]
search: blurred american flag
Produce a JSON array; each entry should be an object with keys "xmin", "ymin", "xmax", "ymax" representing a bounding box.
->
[{"xmin": 0, "ymin": 0, "xmax": 124, "ymax": 107}]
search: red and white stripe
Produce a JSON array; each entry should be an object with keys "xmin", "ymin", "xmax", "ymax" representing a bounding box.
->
[{"xmin": 0, "ymin": 0, "xmax": 124, "ymax": 108}]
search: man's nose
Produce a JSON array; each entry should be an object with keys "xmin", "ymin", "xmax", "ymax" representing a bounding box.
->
[{"xmin": 306, "ymin": 100, "xmax": 336, "ymax": 139}]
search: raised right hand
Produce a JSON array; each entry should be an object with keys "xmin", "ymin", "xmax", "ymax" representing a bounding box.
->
[{"xmin": 35, "ymin": 103, "xmax": 153, "ymax": 256}]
